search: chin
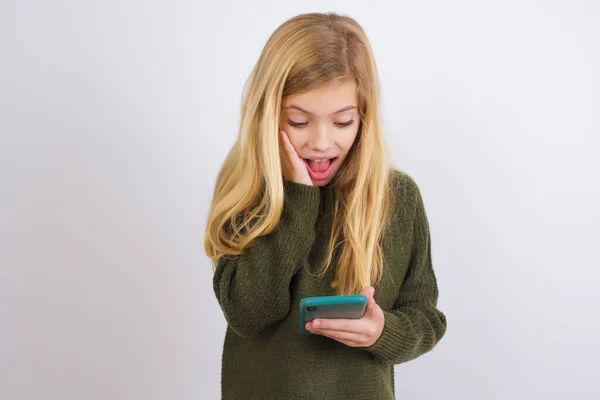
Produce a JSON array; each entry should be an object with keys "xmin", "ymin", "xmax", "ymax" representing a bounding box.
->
[
  {"xmin": 311, "ymin": 180, "xmax": 330, "ymax": 187},
  {"xmin": 311, "ymin": 173, "xmax": 336, "ymax": 187}
]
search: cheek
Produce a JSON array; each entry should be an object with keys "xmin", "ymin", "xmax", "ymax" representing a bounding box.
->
[{"xmin": 336, "ymin": 128, "xmax": 360, "ymax": 152}]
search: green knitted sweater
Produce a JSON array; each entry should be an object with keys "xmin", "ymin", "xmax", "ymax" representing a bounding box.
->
[{"xmin": 212, "ymin": 169, "xmax": 447, "ymax": 399}]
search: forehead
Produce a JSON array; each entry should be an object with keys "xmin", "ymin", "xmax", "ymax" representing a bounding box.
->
[{"xmin": 282, "ymin": 78, "xmax": 358, "ymax": 117}]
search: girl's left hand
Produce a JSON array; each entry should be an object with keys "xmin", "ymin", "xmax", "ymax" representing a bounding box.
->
[{"xmin": 305, "ymin": 286, "xmax": 385, "ymax": 348}]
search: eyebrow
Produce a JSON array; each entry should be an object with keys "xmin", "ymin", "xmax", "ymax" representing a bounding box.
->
[{"xmin": 284, "ymin": 104, "xmax": 357, "ymax": 115}]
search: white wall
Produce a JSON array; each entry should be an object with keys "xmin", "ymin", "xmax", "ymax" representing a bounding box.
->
[{"xmin": 1, "ymin": 1, "xmax": 599, "ymax": 399}]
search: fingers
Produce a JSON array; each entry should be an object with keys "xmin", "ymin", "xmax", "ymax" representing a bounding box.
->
[
  {"xmin": 278, "ymin": 132, "xmax": 290, "ymax": 166},
  {"xmin": 279, "ymin": 130, "xmax": 295, "ymax": 177},
  {"xmin": 360, "ymin": 286, "xmax": 375, "ymax": 300},
  {"xmin": 279, "ymin": 129, "xmax": 290, "ymax": 145},
  {"xmin": 308, "ymin": 321, "xmax": 375, "ymax": 348},
  {"xmin": 314, "ymin": 329, "xmax": 362, "ymax": 345},
  {"xmin": 278, "ymin": 129, "xmax": 312, "ymax": 186},
  {"xmin": 360, "ymin": 286, "xmax": 376, "ymax": 309},
  {"xmin": 309, "ymin": 318, "xmax": 363, "ymax": 333},
  {"xmin": 279, "ymin": 130, "xmax": 299, "ymax": 160},
  {"xmin": 278, "ymin": 130, "xmax": 290, "ymax": 158}
]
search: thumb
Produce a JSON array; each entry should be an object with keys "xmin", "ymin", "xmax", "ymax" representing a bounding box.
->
[{"xmin": 360, "ymin": 286, "xmax": 376, "ymax": 308}]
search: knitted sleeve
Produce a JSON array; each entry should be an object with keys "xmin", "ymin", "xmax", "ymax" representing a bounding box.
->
[
  {"xmin": 363, "ymin": 175, "xmax": 447, "ymax": 364},
  {"xmin": 212, "ymin": 181, "xmax": 321, "ymax": 338}
]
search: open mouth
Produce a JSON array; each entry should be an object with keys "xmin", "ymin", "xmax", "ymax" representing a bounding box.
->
[{"xmin": 304, "ymin": 157, "xmax": 338, "ymax": 181}]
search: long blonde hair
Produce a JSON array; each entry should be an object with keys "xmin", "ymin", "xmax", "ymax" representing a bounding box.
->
[{"xmin": 204, "ymin": 12, "xmax": 393, "ymax": 295}]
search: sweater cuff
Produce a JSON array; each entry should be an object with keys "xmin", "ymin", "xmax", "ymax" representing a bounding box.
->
[
  {"xmin": 362, "ymin": 310, "xmax": 417, "ymax": 363},
  {"xmin": 283, "ymin": 180, "xmax": 321, "ymax": 210}
]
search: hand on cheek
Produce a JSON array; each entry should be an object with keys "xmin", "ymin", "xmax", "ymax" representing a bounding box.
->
[
  {"xmin": 278, "ymin": 130, "xmax": 313, "ymax": 186},
  {"xmin": 306, "ymin": 286, "xmax": 385, "ymax": 348}
]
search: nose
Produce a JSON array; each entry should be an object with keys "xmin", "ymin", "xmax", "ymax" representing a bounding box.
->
[{"xmin": 307, "ymin": 122, "xmax": 333, "ymax": 152}]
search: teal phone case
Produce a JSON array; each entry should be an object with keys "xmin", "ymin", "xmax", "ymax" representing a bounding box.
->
[{"xmin": 299, "ymin": 294, "xmax": 368, "ymax": 334}]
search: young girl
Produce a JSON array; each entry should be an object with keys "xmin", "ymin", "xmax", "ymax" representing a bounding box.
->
[{"xmin": 204, "ymin": 12, "xmax": 446, "ymax": 400}]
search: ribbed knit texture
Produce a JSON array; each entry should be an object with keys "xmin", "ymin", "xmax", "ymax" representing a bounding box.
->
[{"xmin": 213, "ymin": 169, "xmax": 447, "ymax": 399}]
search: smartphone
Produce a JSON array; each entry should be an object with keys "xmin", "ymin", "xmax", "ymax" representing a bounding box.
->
[{"xmin": 299, "ymin": 294, "xmax": 367, "ymax": 334}]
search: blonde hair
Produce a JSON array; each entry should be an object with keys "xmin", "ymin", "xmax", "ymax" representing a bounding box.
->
[{"xmin": 204, "ymin": 12, "xmax": 393, "ymax": 295}]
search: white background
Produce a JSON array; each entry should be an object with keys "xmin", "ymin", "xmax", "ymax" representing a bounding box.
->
[{"xmin": 2, "ymin": 1, "xmax": 599, "ymax": 399}]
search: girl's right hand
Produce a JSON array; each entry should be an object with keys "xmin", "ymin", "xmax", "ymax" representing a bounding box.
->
[{"xmin": 279, "ymin": 130, "xmax": 313, "ymax": 186}]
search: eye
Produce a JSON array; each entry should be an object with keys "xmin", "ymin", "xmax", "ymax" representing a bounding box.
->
[
  {"xmin": 335, "ymin": 119, "xmax": 355, "ymax": 128},
  {"xmin": 287, "ymin": 119, "xmax": 355, "ymax": 128},
  {"xmin": 287, "ymin": 119, "xmax": 308, "ymax": 128}
]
